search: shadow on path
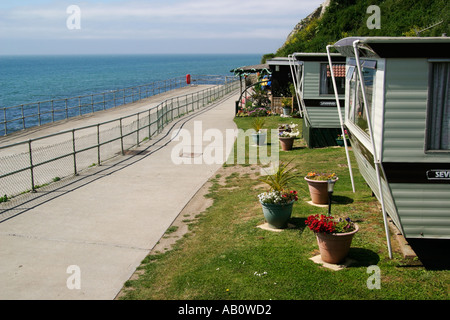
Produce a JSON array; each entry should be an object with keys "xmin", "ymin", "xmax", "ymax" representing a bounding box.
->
[{"xmin": 0, "ymin": 92, "xmax": 235, "ymax": 224}]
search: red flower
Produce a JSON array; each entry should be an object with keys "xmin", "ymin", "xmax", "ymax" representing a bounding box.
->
[{"xmin": 305, "ymin": 214, "xmax": 336, "ymax": 234}]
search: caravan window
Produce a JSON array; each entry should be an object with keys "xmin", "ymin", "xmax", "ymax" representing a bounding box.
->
[
  {"xmin": 426, "ymin": 62, "xmax": 450, "ymax": 151},
  {"xmin": 320, "ymin": 63, "xmax": 346, "ymax": 95},
  {"xmin": 347, "ymin": 60, "xmax": 377, "ymax": 136}
]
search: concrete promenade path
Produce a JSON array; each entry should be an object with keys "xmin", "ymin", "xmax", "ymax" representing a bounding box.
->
[{"xmin": 0, "ymin": 85, "xmax": 239, "ymax": 300}]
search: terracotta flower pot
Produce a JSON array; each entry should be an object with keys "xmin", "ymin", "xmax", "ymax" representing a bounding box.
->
[
  {"xmin": 279, "ymin": 137, "xmax": 294, "ymax": 151},
  {"xmin": 315, "ymin": 224, "xmax": 359, "ymax": 264},
  {"xmin": 304, "ymin": 177, "xmax": 338, "ymax": 205}
]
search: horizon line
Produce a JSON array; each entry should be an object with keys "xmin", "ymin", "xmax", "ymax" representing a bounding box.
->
[{"xmin": 0, "ymin": 52, "xmax": 267, "ymax": 57}]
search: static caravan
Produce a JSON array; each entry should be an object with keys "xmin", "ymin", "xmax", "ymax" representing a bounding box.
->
[
  {"xmin": 327, "ymin": 37, "xmax": 450, "ymax": 249},
  {"xmin": 285, "ymin": 53, "xmax": 347, "ymax": 148},
  {"xmin": 266, "ymin": 57, "xmax": 297, "ymax": 97},
  {"xmin": 266, "ymin": 57, "xmax": 296, "ymax": 114}
]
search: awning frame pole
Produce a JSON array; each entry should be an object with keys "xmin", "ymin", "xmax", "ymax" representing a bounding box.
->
[
  {"xmin": 326, "ymin": 45, "xmax": 356, "ymax": 193},
  {"xmin": 288, "ymin": 54, "xmax": 303, "ymax": 118},
  {"xmin": 290, "ymin": 53, "xmax": 310, "ymax": 124},
  {"xmin": 352, "ymin": 40, "xmax": 393, "ymax": 259}
]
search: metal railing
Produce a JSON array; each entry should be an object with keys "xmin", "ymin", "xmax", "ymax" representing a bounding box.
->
[
  {"xmin": 0, "ymin": 75, "xmax": 234, "ymax": 136},
  {"xmin": 0, "ymin": 79, "xmax": 240, "ymax": 201}
]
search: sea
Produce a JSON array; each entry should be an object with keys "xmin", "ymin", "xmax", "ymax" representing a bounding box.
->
[{"xmin": 0, "ymin": 54, "xmax": 260, "ymax": 135}]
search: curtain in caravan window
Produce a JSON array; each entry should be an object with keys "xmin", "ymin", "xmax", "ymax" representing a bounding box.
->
[{"xmin": 428, "ymin": 62, "xmax": 450, "ymax": 150}]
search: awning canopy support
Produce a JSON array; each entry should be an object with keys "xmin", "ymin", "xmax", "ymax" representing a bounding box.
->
[
  {"xmin": 288, "ymin": 54, "xmax": 304, "ymax": 118},
  {"xmin": 326, "ymin": 45, "xmax": 355, "ymax": 194},
  {"xmin": 351, "ymin": 40, "xmax": 393, "ymax": 259}
]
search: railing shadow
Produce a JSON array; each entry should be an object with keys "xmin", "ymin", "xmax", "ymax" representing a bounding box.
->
[{"xmin": 0, "ymin": 89, "xmax": 237, "ymax": 223}]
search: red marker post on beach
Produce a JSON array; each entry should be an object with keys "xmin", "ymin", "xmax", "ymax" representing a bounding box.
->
[{"xmin": 186, "ymin": 74, "xmax": 191, "ymax": 85}]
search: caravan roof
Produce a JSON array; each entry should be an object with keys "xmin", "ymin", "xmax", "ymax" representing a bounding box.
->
[
  {"xmin": 291, "ymin": 52, "xmax": 345, "ymax": 62},
  {"xmin": 333, "ymin": 36, "xmax": 450, "ymax": 58}
]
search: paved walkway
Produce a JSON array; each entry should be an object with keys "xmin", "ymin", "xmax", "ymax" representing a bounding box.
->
[{"xmin": 0, "ymin": 86, "xmax": 239, "ymax": 300}]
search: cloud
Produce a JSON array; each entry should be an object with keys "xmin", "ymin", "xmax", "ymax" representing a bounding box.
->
[{"xmin": 0, "ymin": 0, "xmax": 324, "ymax": 53}]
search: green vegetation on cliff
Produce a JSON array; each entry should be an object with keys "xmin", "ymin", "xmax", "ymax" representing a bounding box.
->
[{"xmin": 266, "ymin": 0, "xmax": 449, "ymax": 60}]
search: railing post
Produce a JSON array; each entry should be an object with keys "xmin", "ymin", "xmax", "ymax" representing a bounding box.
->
[
  {"xmin": 51, "ymin": 100, "xmax": 54, "ymax": 123},
  {"xmin": 136, "ymin": 112, "xmax": 140, "ymax": 147},
  {"xmin": 38, "ymin": 102, "xmax": 41, "ymax": 125},
  {"xmin": 65, "ymin": 99, "xmax": 69, "ymax": 119},
  {"xmin": 97, "ymin": 124, "xmax": 101, "ymax": 166},
  {"xmin": 21, "ymin": 105, "xmax": 25, "ymax": 130},
  {"xmin": 71, "ymin": 129, "xmax": 78, "ymax": 176},
  {"xmin": 3, "ymin": 108, "xmax": 7, "ymax": 135},
  {"xmin": 156, "ymin": 106, "xmax": 159, "ymax": 134},
  {"xmin": 148, "ymin": 109, "xmax": 152, "ymax": 139},
  {"xmin": 164, "ymin": 102, "xmax": 168, "ymax": 126},
  {"xmin": 119, "ymin": 118, "xmax": 124, "ymax": 155},
  {"xmin": 28, "ymin": 139, "xmax": 36, "ymax": 193}
]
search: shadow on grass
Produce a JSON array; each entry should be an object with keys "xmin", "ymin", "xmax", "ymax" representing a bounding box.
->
[
  {"xmin": 332, "ymin": 195, "xmax": 354, "ymax": 205},
  {"xmin": 289, "ymin": 217, "xmax": 308, "ymax": 234},
  {"xmin": 348, "ymin": 248, "xmax": 380, "ymax": 267}
]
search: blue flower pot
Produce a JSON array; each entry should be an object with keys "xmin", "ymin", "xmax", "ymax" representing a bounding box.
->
[
  {"xmin": 260, "ymin": 200, "xmax": 294, "ymax": 229},
  {"xmin": 252, "ymin": 132, "xmax": 266, "ymax": 146},
  {"xmin": 336, "ymin": 138, "xmax": 350, "ymax": 147}
]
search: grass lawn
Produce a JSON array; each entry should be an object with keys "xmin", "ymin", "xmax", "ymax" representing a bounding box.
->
[{"xmin": 118, "ymin": 116, "xmax": 449, "ymax": 300}]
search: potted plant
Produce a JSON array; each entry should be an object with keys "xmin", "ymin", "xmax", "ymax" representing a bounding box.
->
[
  {"xmin": 305, "ymin": 214, "xmax": 359, "ymax": 264},
  {"xmin": 336, "ymin": 129, "xmax": 350, "ymax": 147},
  {"xmin": 281, "ymin": 97, "xmax": 292, "ymax": 116},
  {"xmin": 304, "ymin": 172, "xmax": 338, "ymax": 205},
  {"xmin": 278, "ymin": 122, "xmax": 298, "ymax": 132},
  {"xmin": 251, "ymin": 117, "xmax": 266, "ymax": 146},
  {"xmin": 278, "ymin": 123, "xmax": 291, "ymax": 133},
  {"xmin": 279, "ymin": 130, "xmax": 299, "ymax": 151},
  {"xmin": 258, "ymin": 162, "xmax": 299, "ymax": 229},
  {"xmin": 278, "ymin": 122, "xmax": 299, "ymax": 151}
]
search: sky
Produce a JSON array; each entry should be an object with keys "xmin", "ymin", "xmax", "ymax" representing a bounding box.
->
[{"xmin": 0, "ymin": 0, "xmax": 325, "ymax": 55}]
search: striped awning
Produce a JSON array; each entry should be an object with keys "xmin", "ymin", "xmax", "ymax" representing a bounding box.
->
[{"xmin": 230, "ymin": 64, "xmax": 271, "ymax": 76}]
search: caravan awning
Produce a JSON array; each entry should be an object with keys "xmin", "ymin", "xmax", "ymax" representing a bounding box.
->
[{"xmin": 230, "ymin": 64, "xmax": 271, "ymax": 76}]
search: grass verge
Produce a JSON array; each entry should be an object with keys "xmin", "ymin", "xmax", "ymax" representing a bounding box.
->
[{"xmin": 118, "ymin": 116, "xmax": 449, "ymax": 300}]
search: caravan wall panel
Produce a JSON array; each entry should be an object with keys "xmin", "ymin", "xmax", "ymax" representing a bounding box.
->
[
  {"xmin": 306, "ymin": 107, "xmax": 344, "ymax": 128},
  {"xmin": 390, "ymin": 184, "xmax": 450, "ymax": 239},
  {"xmin": 382, "ymin": 58, "xmax": 450, "ymax": 239}
]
